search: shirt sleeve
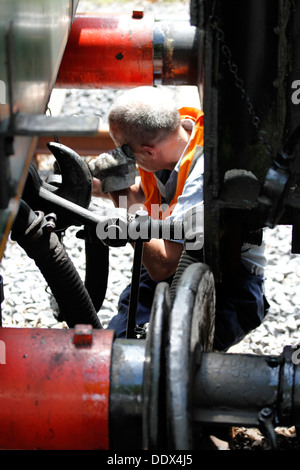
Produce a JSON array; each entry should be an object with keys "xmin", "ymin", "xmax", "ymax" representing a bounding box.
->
[
  {"xmin": 166, "ymin": 155, "xmax": 204, "ymax": 245},
  {"xmin": 167, "ymin": 154, "xmax": 204, "ymax": 223}
]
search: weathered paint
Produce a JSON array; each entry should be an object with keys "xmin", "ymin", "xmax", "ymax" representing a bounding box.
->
[
  {"xmin": 0, "ymin": 326, "xmax": 114, "ymax": 450},
  {"xmin": 56, "ymin": 13, "xmax": 153, "ymax": 88}
]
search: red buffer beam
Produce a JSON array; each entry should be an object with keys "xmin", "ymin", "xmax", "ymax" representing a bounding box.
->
[
  {"xmin": 56, "ymin": 11, "xmax": 199, "ymax": 88},
  {"xmin": 0, "ymin": 326, "xmax": 114, "ymax": 450}
]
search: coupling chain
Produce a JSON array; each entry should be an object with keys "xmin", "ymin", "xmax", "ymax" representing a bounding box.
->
[{"xmin": 209, "ymin": 16, "xmax": 273, "ymax": 159}]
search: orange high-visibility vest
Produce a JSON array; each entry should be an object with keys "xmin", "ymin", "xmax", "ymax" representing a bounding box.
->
[{"xmin": 138, "ymin": 107, "xmax": 204, "ymax": 219}]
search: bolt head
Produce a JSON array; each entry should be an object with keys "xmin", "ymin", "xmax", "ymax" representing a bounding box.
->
[{"xmin": 73, "ymin": 324, "xmax": 93, "ymax": 346}]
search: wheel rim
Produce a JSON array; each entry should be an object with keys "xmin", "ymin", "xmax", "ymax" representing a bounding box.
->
[
  {"xmin": 142, "ymin": 282, "xmax": 171, "ymax": 449},
  {"xmin": 166, "ymin": 262, "xmax": 216, "ymax": 450}
]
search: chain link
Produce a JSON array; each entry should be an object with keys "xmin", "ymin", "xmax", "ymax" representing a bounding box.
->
[{"xmin": 210, "ymin": 17, "xmax": 273, "ymax": 158}]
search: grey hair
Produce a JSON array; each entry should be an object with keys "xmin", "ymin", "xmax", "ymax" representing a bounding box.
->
[{"xmin": 108, "ymin": 86, "xmax": 180, "ymax": 146}]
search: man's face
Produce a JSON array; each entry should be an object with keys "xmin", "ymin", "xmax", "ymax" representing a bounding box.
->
[
  {"xmin": 109, "ymin": 124, "xmax": 166, "ymax": 172},
  {"xmin": 132, "ymin": 148, "xmax": 163, "ymax": 172}
]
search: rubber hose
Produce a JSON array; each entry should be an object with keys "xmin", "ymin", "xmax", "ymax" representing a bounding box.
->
[
  {"xmin": 11, "ymin": 200, "xmax": 102, "ymax": 329},
  {"xmin": 84, "ymin": 230, "xmax": 109, "ymax": 312},
  {"xmin": 75, "ymin": 226, "xmax": 109, "ymax": 312}
]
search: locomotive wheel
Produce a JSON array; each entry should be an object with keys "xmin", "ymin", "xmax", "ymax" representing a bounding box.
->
[
  {"xmin": 142, "ymin": 282, "xmax": 171, "ymax": 450},
  {"xmin": 166, "ymin": 262, "xmax": 216, "ymax": 450}
]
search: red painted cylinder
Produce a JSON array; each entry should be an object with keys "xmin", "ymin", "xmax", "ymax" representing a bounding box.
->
[
  {"xmin": 0, "ymin": 326, "xmax": 114, "ymax": 450},
  {"xmin": 56, "ymin": 13, "xmax": 154, "ymax": 88}
]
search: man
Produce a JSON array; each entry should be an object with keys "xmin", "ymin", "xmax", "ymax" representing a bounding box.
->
[{"xmin": 91, "ymin": 86, "xmax": 268, "ymax": 350}]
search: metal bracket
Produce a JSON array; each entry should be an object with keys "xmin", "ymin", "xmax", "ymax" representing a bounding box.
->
[
  {"xmin": 258, "ymin": 407, "xmax": 278, "ymax": 450},
  {"xmin": 0, "ymin": 112, "xmax": 99, "ymax": 137},
  {"xmin": 258, "ymin": 149, "xmax": 294, "ymax": 228},
  {"xmin": 258, "ymin": 126, "xmax": 300, "ymax": 228},
  {"xmin": 2, "ymin": 20, "xmax": 99, "ymax": 139}
]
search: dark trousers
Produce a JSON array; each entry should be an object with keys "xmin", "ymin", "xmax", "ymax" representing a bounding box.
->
[
  {"xmin": 213, "ymin": 267, "xmax": 269, "ymax": 350},
  {"xmin": 108, "ymin": 265, "xmax": 268, "ymax": 351}
]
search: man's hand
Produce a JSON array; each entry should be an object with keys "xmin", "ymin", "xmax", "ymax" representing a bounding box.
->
[
  {"xmin": 92, "ymin": 173, "xmax": 181, "ymax": 282},
  {"xmin": 92, "ymin": 177, "xmax": 110, "ymax": 198},
  {"xmin": 88, "ymin": 145, "xmax": 136, "ymax": 194},
  {"xmin": 105, "ymin": 177, "xmax": 145, "ymax": 211}
]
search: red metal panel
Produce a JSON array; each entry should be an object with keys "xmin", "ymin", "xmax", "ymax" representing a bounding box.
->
[
  {"xmin": 0, "ymin": 326, "xmax": 114, "ymax": 450},
  {"xmin": 56, "ymin": 13, "xmax": 154, "ymax": 88}
]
